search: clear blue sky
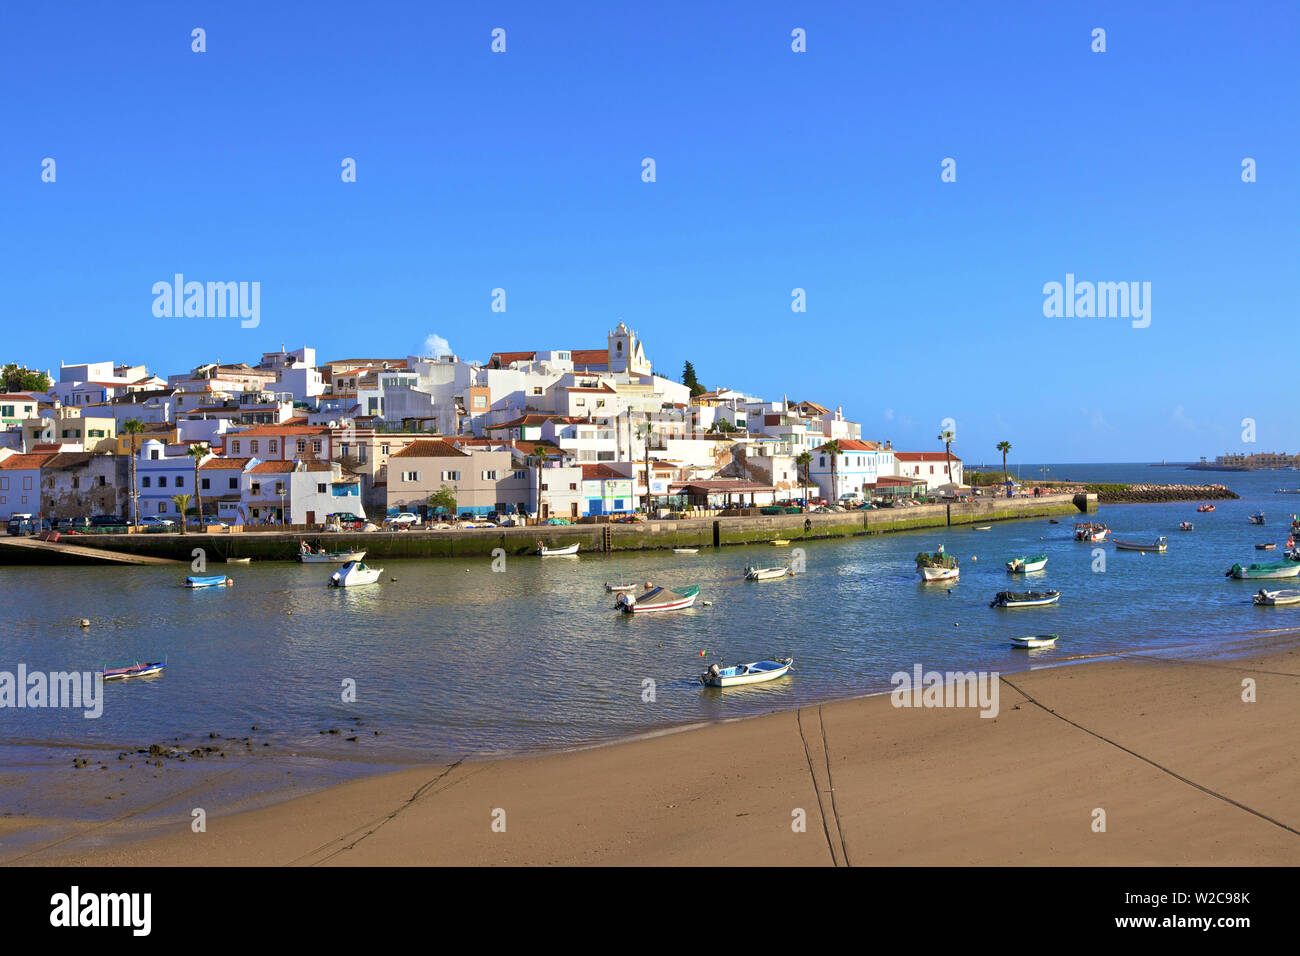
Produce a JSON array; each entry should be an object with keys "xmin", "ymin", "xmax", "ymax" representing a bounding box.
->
[{"xmin": 2, "ymin": 1, "xmax": 1295, "ymax": 463}]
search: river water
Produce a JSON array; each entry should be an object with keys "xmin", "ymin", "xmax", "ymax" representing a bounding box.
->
[{"xmin": 1, "ymin": 463, "xmax": 1296, "ymax": 827}]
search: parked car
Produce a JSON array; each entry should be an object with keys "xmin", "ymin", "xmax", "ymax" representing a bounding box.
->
[
  {"xmin": 139, "ymin": 516, "xmax": 176, "ymax": 528},
  {"xmin": 6, "ymin": 513, "xmax": 36, "ymax": 536},
  {"xmin": 384, "ymin": 512, "xmax": 421, "ymax": 527}
]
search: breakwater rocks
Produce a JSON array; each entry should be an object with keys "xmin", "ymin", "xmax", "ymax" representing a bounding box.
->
[{"xmin": 1047, "ymin": 483, "xmax": 1238, "ymax": 504}]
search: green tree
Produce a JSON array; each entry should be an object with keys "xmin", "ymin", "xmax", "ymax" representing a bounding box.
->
[
  {"xmin": 822, "ymin": 440, "xmax": 841, "ymax": 502},
  {"xmin": 938, "ymin": 428, "xmax": 956, "ymax": 489},
  {"xmin": 427, "ymin": 485, "xmax": 457, "ymax": 516},
  {"xmin": 680, "ymin": 361, "xmax": 706, "ymax": 397},
  {"xmin": 995, "ymin": 440, "xmax": 1012, "ymax": 480},
  {"xmin": 122, "ymin": 419, "xmax": 145, "ymax": 527},
  {"xmin": 527, "ymin": 445, "xmax": 552, "ymax": 522},
  {"xmin": 636, "ymin": 419, "xmax": 655, "ymax": 513},
  {"xmin": 188, "ymin": 443, "xmax": 207, "ymax": 529},
  {"xmin": 1, "ymin": 364, "xmax": 51, "ymax": 394},
  {"xmin": 795, "ymin": 450, "xmax": 812, "ymax": 504},
  {"xmin": 171, "ymin": 494, "xmax": 192, "ymax": 534}
]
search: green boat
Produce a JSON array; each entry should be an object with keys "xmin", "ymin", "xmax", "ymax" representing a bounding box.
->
[
  {"xmin": 1006, "ymin": 554, "xmax": 1048, "ymax": 573},
  {"xmin": 1225, "ymin": 560, "xmax": 1300, "ymax": 580}
]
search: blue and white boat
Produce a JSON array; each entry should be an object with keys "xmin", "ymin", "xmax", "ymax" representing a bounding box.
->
[
  {"xmin": 700, "ymin": 657, "xmax": 793, "ymax": 687},
  {"xmin": 990, "ymin": 590, "xmax": 1060, "ymax": 608},
  {"xmin": 185, "ymin": 575, "xmax": 232, "ymax": 589}
]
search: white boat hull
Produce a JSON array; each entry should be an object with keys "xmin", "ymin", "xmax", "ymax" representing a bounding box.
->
[
  {"xmin": 1011, "ymin": 635, "xmax": 1058, "ymax": 648},
  {"xmin": 745, "ymin": 567, "xmax": 790, "ymax": 581},
  {"xmin": 330, "ymin": 561, "xmax": 383, "ymax": 587},
  {"xmin": 701, "ymin": 658, "xmax": 793, "ymax": 687},
  {"xmin": 1255, "ymin": 589, "xmax": 1300, "ymax": 606},
  {"xmin": 300, "ymin": 550, "xmax": 366, "ymax": 563},
  {"xmin": 920, "ymin": 566, "xmax": 959, "ymax": 581},
  {"xmin": 539, "ymin": 543, "xmax": 580, "ymax": 556},
  {"xmin": 1006, "ymin": 558, "xmax": 1047, "ymax": 573}
]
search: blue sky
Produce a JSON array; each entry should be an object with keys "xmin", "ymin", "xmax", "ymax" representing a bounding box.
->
[{"xmin": 2, "ymin": 1, "xmax": 1296, "ymax": 463}]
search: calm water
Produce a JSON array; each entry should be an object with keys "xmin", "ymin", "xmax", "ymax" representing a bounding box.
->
[{"xmin": 2, "ymin": 464, "xmax": 1296, "ymax": 780}]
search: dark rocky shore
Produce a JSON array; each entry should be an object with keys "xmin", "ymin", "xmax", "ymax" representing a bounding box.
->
[{"xmin": 1043, "ymin": 482, "xmax": 1239, "ymax": 504}]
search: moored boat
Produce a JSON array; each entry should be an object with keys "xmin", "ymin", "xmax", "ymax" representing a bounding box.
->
[
  {"xmin": 616, "ymin": 584, "xmax": 700, "ymax": 613},
  {"xmin": 1248, "ymin": 512, "xmax": 1265, "ymax": 525},
  {"xmin": 1225, "ymin": 560, "xmax": 1300, "ymax": 580},
  {"xmin": 990, "ymin": 590, "xmax": 1060, "ymax": 608},
  {"xmin": 1256, "ymin": 542, "xmax": 1277, "ymax": 551},
  {"xmin": 537, "ymin": 541, "xmax": 580, "ymax": 556},
  {"xmin": 604, "ymin": 582, "xmax": 637, "ymax": 592},
  {"xmin": 1197, "ymin": 504, "xmax": 1215, "ymax": 513},
  {"xmin": 1114, "ymin": 536, "xmax": 1167, "ymax": 552},
  {"xmin": 329, "ymin": 560, "xmax": 383, "ymax": 587},
  {"xmin": 700, "ymin": 657, "xmax": 793, "ymax": 687},
  {"xmin": 770, "ymin": 539, "xmax": 790, "ymax": 546},
  {"xmin": 1005, "ymin": 554, "xmax": 1047, "ymax": 573},
  {"xmin": 103, "ymin": 660, "xmax": 166, "ymax": 680},
  {"xmin": 745, "ymin": 566, "xmax": 790, "ymax": 581},
  {"xmin": 225, "ymin": 557, "xmax": 251, "ymax": 564},
  {"xmin": 916, "ymin": 549, "xmax": 959, "ymax": 581},
  {"xmin": 185, "ymin": 575, "xmax": 232, "ymax": 589},
  {"xmin": 672, "ymin": 547, "xmax": 700, "ymax": 554},
  {"xmin": 1178, "ymin": 521, "xmax": 1194, "ymax": 531},
  {"xmin": 1010, "ymin": 634, "xmax": 1059, "ymax": 648},
  {"xmin": 298, "ymin": 542, "xmax": 366, "ymax": 563},
  {"xmin": 1254, "ymin": 588, "xmax": 1300, "ymax": 606},
  {"xmin": 1072, "ymin": 522, "xmax": 1109, "ymax": 541}
]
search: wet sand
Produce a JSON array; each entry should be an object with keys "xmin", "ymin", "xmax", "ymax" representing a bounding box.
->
[{"xmin": 11, "ymin": 637, "xmax": 1300, "ymax": 866}]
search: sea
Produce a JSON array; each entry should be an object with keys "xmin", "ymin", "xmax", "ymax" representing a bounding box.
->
[{"xmin": 2, "ymin": 462, "xmax": 1297, "ymax": 847}]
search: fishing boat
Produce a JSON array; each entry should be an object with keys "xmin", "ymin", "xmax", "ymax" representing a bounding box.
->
[
  {"xmin": 770, "ymin": 539, "xmax": 790, "ymax": 547},
  {"xmin": 604, "ymin": 582, "xmax": 637, "ymax": 592},
  {"xmin": 1114, "ymin": 536, "xmax": 1167, "ymax": 552},
  {"xmin": 916, "ymin": 549, "xmax": 959, "ymax": 581},
  {"xmin": 226, "ymin": 557, "xmax": 251, "ymax": 564},
  {"xmin": 537, "ymin": 541, "xmax": 580, "ymax": 556},
  {"xmin": 672, "ymin": 547, "xmax": 699, "ymax": 554},
  {"xmin": 974, "ymin": 526, "xmax": 992, "ymax": 531},
  {"xmin": 1072, "ymin": 522, "xmax": 1109, "ymax": 542},
  {"xmin": 102, "ymin": 660, "xmax": 166, "ymax": 681},
  {"xmin": 1010, "ymin": 634, "xmax": 1059, "ymax": 648},
  {"xmin": 1197, "ymin": 504, "xmax": 1215, "ymax": 513},
  {"xmin": 1179, "ymin": 521, "xmax": 1194, "ymax": 531},
  {"xmin": 700, "ymin": 657, "xmax": 793, "ymax": 687},
  {"xmin": 1256, "ymin": 542, "xmax": 1277, "ymax": 551},
  {"xmin": 990, "ymin": 590, "xmax": 1061, "ymax": 608},
  {"xmin": 1005, "ymin": 554, "xmax": 1047, "ymax": 573},
  {"xmin": 185, "ymin": 575, "xmax": 232, "ymax": 588},
  {"xmin": 1254, "ymin": 589, "xmax": 1300, "ymax": 606},
  {"xmin": 298, "ymin": 542, "xmax": 366, "ymax": 563},
  {"xmin": 616, "ymin": 584, "xmax": 700, "ymax": 613},
  {"xmin": 745, "ymin": 565, "xmax": 790, "ymax": 581},
  {"xmin": 1225, "ymin": 560, "xmax": 1300, "ymax": 580},
  {"xmin": 1249, "ymin": 512, "xmax": 1265, "ymax": 525},
  {"xmin": 329, "ymin": 560, "xmax": 383, "ymax": 587}
]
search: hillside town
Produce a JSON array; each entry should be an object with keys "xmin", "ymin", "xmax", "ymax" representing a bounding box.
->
[{"xmin": 0, "ymin": 323, "xmax": 964, "ymax": 530}]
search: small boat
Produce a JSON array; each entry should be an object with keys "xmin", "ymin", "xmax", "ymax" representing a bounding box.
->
[
  {"xmin": 672, "ymin": 548, "xmax": 700, "ymax": 555},
  {"xmin": 1010, "ymin": 634, "xmax": 1059, "ymax": 649},
  {"xmin": 1073, "ymin": 522, "xmax": 1109, "ymax": 541},
  {"xmin": 745, "ymin": 566, "xmax": 790, "ymax": 581},
  {"xmin": 770, "ymin": 539, "xmax": 790, "ymax": 547},
  {"xmin": 102, "ymin": 660, "xmax": 166, "ymax": 681},
  {"xmin": 616, "ymin": 585, "xmax": 700, "ymax": 613},
  {"xmin": 1249, "ymin": 512, "xmax": 1265, "ymax": 525},
  {"xmin": 916, "ymin": 549, "xmax": 959, "ymax": 582},
  {"xmin": 604, "ymin": 582, "xmax": 637, "ymax": 592},
  {"xmin": 990, "ymin": 590, "xmax": 1060, "ymax": 608},
  {"xmin": 1225, "ymin": 560, "xmax": 1300, "ymax": 580},
  {"xmin": 1114, "ymin": 536, "xmax": 1167, "ymax": 552},
  {"xmin": 1254, "ymin": 589, "xmax": 1300, "ymax": 606},
  {"xmin": 537, "ymin": 542, "xmax": 580, "ymax": 556},
  {"xmin": 974, "ymin": 525, "xmax": 992, "ymax": 531},
  {"xmin": 1197, "ymin": 504, "xmax": 1216, "ymax": 513},
  {"xmin": 1048, "ymin": 519, "xmax": 1060, "ymax": 524},
  {"xmin": 185, "ymin": 575, "xmax": 232, "ymax": 589},
  {"xmin": 225, "ymin": 557, "xmax": 251, "ymax": 564},
  {"xmin": 298, "ymin": 543, "xmax": 367, "ymax": 563},
  {"xmin": 700, "ymin": 657, "xmax": 793, "ymax": 687},
  {"xmin": 329, "ymin": 560, "xmax": 383, "ymax": 587},
  {"xmin": 1256, "ymin": 542, "xmax": 1277, "ymax": 551},
  {"xmin": 1179, "ymin": 522, "xmax": 1194, "ymax": 531},
  {"xmin": 1005, "ymin": 554, "xmax": 1047, "ymax": 573}
]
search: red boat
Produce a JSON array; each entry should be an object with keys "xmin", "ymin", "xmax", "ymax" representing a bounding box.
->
[{"xmin": 1197, "ymin": 504, "xmax": 1215, "ymax": 513}]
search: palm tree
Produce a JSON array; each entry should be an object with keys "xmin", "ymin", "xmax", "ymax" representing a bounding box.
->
[
  {"xmin": 938, "ymin": 428, "xmax": 956, "ymax": 491},
  {"xmin": 528, "ymin": 445, "xmax": 551, "ymax": 523},
  {"xmin": 122, "ymin": 419, "xmax": 145, "ymax": 528},
  {"xmin": 821, "ymin": 440, "xmax": 841, "ymax": 503},
  {"xmin": 171, "ymin": 494, "xmax": 192, "ymax": 534},
  {"xmin": 636, "ymin": 419, "xmax": 655, "ymax": 514},
  {"xmin": 996, "ymin": 441, "xmax": 1012, "ymax": 481},
  {"xmin": 188, "ymin": 443, "xmax": 207, "ymax": 531},
  {"xmin": 795, "ymin": 451, "xmax": 812, "ymax": 506}
]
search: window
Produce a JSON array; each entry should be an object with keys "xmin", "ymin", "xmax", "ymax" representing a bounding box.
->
[
  {"xmin": 819, "ymin": 456, "xmax": 825, "ymax": 467},
  {"xmin": 142, "ymin": 477, "xmax": 151, "ymax": 488},
  {"xmin": 72, "ymin": 477, "xmax": 80, "ymax": 489},
  {"xmin": 312, "ymin": 440, "xmax": 321, "ymax": 454},
  {"xmin": 317, "ymin": 483, "xmax": 327, "ymax": 494},
  {"xmin": 569, "ymin": 482, "xmax": 577, "ymax": 490},
  {"xmin": 158, "ymin": 501, "xmax": 167, "ymax": 513},
  {"xmin": 229, "ymin": 478, "xmax": 237, "ymax": 490},
  {"xmin": 176, "ymin": 476, "xmax": 184, "ymax": 487},
  {"xmin": 202, "ymin": 478, "xmax": 210, "ymax": 490},
  {"xmin": 402, "ymin": 471, "xmax": 421, "ymax": 482},
  {"xmin": 512, "ymin": 470, "xmax": 525, "ymax": 479},
  {"xmin": 540, "ymin": 483, "xmax": 548, "ymax": 491},
  {"xmin": 341, "ymin": 443, "xmax": 349, "ymax": 457},
  {"xmin": 158, "ymin": 476, "xmax": 167, "ymax": 488},
  {"xmin": 250, "ymin": 440, "xmax": 259, "ymax": 454},
  {"xmin": 440, "ymin": 470, "xmax": 461, "ymax": 481},
  {"xmin": 532, "ymin": 387, "xmax": 542, "ymax": 395},
  {"xmin": 150, "ymin": 449, "xmax": 160, "ymax": 460},
  {"xmin": 0, "ymin": 478, "xmax": 6, "ymax": 491},
  {"xmin": 473, "ymin": 396, "xmax": 486, "ymax": 409},
  {"xmin": 275, "ymin": 482, "xmax": 285, "ymax": 495},
  {"xmin": 231, "ymin": 441, "xmax": 240, "ymax": 454},
  {"xmin": 270, "ymin": 440, "xmax": 278, "ymax": 455},
  {"xmin": 380, "ymin": 443, "xmax": 389, "ymax": 455},
  {"xmin": 251, "ymin": 482, "xmax": 261, "ymax": 495},
  {"xmin": 296, "ymin": 440, "xmax": 306, "ymax": 453},
  {"xmin": 482, "ymin": 470, "xmax": 497, "ymax": 480}
]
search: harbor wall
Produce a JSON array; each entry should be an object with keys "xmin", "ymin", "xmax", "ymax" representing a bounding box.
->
[{"xmin": 0, "ymin": 493, "xmax": 1090, "ymax": 565}]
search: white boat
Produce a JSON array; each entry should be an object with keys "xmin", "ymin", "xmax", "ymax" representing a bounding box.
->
[
  {"xmin": 1254, "ymin": 589, "xmax": 1300, "ymax": 606},
  {"xmin": 329, "ymin": 560, "xmax": 383, "ymax": 587},
  {"xmin": 604, "ymin": 582, "xmax": 637, "ymax": 592},
  {"xmin": 990, "ymin": 590, "xmax": 1060, "ymax": 608},
  {"xmin": 672, "ymin": 548, "xmax": 700, "ymax": 554},
  {"xmin": 185, "ymin": 575, "xmax": 232, "ymax": 589},
  {"xmin": 1006, "ymin": 554, "xmax": 1047, "ymax": 573},
  {"xmin": 537, "ymin": 542, "xmax": 580, "ymax": 556},
  {"xmin": 225, "ymin": 557, "xmax": 251, "ymax": 564},
  {"xmin": 1248, "ymin": 512, "xmax": 1265, "ymax": 525},
  {"xmin": 1073, "ymin": 522, "xmax": 1109, "ymax": 541},
  {"xmin": 916, "ymin": 549, "xmax": 959, "ymax": 581},
  {"xmin": 1010, "ymin": 634, "xmax": 1059, "ymax": 648},
  {"xmin": 1114, "ymin": 536, "xmax": 1167, "ymax": 552},
  {"xmin": 299, "ymin": 547, "xmax": 366, "ymax": 563},
  {"xmin": 700, "ymin": 657, "xmax": 793, "ymax": 687},
  {"xmin": 1225, "ymin": 560, "xmax": 1300, "ymax": 580},
  {"xmin": 745, "ymin": 566, "xmax": 790, "ymax": 581},
  {"xmin": 920, "ymin": 565, "xmax": 959, "ymax": 581},
  {"xmin": 616, "ymin": 585, "xmax": 700, "ymax": 613},
  {"xmin": 974, "ymin": 526, "xmax": 992, "ymax": 531}
]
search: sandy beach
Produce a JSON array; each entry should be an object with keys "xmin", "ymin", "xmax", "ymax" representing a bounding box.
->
[{"xmin": 12, "ymin": 636, "xmax": 1300, "ymax": 867}]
